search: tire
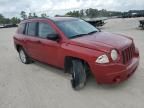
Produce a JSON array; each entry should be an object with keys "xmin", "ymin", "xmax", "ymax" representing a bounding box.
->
[
  {"xmin": 70, "ymin": 59, "xmax": 87, "ymax": 90},
  {"xmin": 19, "ymin": 48, "xmax": 32, "ymax": 64}
]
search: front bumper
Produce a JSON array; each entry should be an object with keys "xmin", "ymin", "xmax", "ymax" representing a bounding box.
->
[{"xmin": 89, "ymin": 48, "xmax": 139, "ymax": 84}]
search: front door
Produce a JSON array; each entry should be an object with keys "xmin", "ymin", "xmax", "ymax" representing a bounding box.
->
[{"xmin": 36, "ymin": 21, "xmax": 61, "ymax": 66}]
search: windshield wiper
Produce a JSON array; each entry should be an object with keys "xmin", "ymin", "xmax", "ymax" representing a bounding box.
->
[
  {"xmin": 70, "ymin": 31, "xmax": 98, "ymax": 39},
  {"xmin": 87, "ymin": 30, "xmax": 97, "ymax": 35},
  {"xmin": 70, "ymin": 33, "xmax": 88, "ymax": 39}
]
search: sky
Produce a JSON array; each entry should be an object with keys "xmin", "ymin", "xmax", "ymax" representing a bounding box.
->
[{"xmin": 0, "ymin": 0, "xmax": 144, "ymax": 18}]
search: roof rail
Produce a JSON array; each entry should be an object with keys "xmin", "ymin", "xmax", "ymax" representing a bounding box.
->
[{"xmin": 21, "ymin": 17, "xmax": 51, "ymax": 21}]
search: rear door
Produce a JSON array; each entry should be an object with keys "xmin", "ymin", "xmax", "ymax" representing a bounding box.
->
[{"xmin": 24, "ymin": 21, "xmax": 43, "ymax": 60}]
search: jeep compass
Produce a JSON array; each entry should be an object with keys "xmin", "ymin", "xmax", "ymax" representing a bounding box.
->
[{"xmin": 13, "ymin": 17, "xmax": 139, "ymax": 90}]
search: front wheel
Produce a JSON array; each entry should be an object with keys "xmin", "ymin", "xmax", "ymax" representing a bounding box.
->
[{"xmin": 70, "ymin": 59, "xmax": 87, "ymax": 90}]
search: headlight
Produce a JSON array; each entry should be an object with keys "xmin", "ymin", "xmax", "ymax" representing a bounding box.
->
[
  {"xmin": 111, "ymin": 49, "xmax": 118, "ymax": 61},
  {"xmin": 96, "ymin": 54, "xmax": 109, "ymax": 64}
]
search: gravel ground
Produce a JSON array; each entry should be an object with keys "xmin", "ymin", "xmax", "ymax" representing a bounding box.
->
[{"xmin": 0, "ymin": 17, "xmax": 144, "ymax": 108}]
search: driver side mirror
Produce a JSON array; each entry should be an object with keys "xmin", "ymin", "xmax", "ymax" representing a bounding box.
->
[{"xmin": 47, "ymin": 33, "xmax": 60, "ymax": 41}]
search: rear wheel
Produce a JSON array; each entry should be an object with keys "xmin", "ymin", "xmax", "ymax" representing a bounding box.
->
[
  {"xmin": 19, "ymin": 48, "xmax": 32, "ymax": 64},
  {"xmin": 70, "ymin": 59, "xmax": 87, "ymax": 90}
]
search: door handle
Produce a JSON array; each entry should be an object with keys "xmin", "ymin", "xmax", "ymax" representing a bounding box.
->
[{"xmin": 34, "ymin": 40, "xmax": 41, "ymax": 44}]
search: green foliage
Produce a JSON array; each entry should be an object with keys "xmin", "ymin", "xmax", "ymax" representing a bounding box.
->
[
  {"xmin": 0, "ymin": 14, "xmax": 20, "ymax": 25},
  {"xmin": 20, "ymin": 11, "xmax": 27, "ymax": 20},
  {"xmin": 11, "ymin": 17, "xmax": 21, "ymax": 24},
  {"xmin": 0, "ymin": 14, "xmax": 5, "ymax": 24},
  {"xmin": 33, "ymin": 13, "xmax": 38, "ymax": 18},
  {"xmin": 20, "ymin": 11, "xmax": 40, "ymax": 19},
  {"xmin": 41, "ymin": 13, "xmax": 47, "ymax": 18},
  {"xmin": 66, "ymin": 10, "xmax": 80, "ymax": 17},
  {"xmin": 65, "ymin": 8, "xmax": 123, "ymax": 18},
  {"xmin": 28, "ymin": 13, "xmax": 32, "ymax": 18}
]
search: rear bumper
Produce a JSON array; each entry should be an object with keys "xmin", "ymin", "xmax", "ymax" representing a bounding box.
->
[{"xmin": 89, "ymin": 48, "xmax": 139, "ymax": 84}]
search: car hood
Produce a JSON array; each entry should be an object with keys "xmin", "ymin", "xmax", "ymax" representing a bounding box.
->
[{"xmin": 69, "ymin": 32, "xmax": 132, "ymax": 52}]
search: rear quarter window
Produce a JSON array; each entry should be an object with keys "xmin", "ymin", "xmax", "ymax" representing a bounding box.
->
[
  {"xmin": 27, "ymin": 22, "xmax": 37, "ymax": 36},
  {"xmin": 17, "ymin": 23, "xmax": 26, "ymax": 34}
]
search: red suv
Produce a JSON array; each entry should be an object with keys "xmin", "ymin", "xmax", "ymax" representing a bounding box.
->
[{"xmin": 13, "ymin": 17, "xmax": 139, "ymax": 90}]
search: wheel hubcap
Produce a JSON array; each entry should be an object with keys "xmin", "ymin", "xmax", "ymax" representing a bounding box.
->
[
  {"xmin": 71, "ymin": 66, "xmax": 75, "ymax": 79},
  {"xmin": 19, "ymin": 50, "xmax": 26, "ymax": 63}
]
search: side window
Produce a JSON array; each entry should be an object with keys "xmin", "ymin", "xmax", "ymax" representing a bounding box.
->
[
  {"xmin": 18, "ymin": 23, "xmax": 26, "ymax": 34},
  {"xmin": 27, "ymin": 22, "xmax": 37, "ymax": 36},
  {"xmin": 38, "ymin": 22, "xmax": 56, "ymax": 38}
]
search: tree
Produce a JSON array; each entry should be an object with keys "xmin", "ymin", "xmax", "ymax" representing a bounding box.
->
[
  {"xmin": 20, "ymin": 11, "xmax": 27, "ymax": 20},
  {"xmin": 3, "ymin": 18, "xmax": 10, "ymax": 25},
  {"xmin": 85, "ymin": 8, "xmax": 99, "ymax": 18},
  {"xmin": 80, "ymin": 9, "xmax": 84, "ymax": 17},
  {"xmin": 33, "ymin": 13, "xmax": 38, "ymax": 18},
  {"xmin": 66, "ymin": 11, "xmax": 73, "ymax": 16},
  {"xmin": 0, "ymin": 14, "xmax": 4, "ymax": 24},
  {"xmin": 66, "ymin": 10, "xmax": 80, "ymax": 17},
  {"xmin": 11, "ymin": 17, "xmax": 20, "ymax": 24},
  {"xmin": 0, "ymin": 14, "xmax": 4, "ymax": 19},
  {"xmin": 41, "ymin": 13, "xmax": 47, "ymax": 18},
  {"xmin": 0, "ymin": 14, "xmax": 20, "ymax": 26},
  {"xmin": 0, "ymin": 14, "xmax": 11, "ymax": 25},
  {"xmin": 65, "ymin": 8, "xmax": 123, "ymax": 18},
  {"xmin": 28, "ymin": 13, "xmax": 32, "ymax": 18}
]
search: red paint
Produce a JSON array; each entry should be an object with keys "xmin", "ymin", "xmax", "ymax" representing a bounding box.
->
[{"xmin": 13, "ymin": 18, "xmax": 139, "ymax": 84}]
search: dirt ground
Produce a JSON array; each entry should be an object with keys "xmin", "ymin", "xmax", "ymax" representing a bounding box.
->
[{"xmin": 0, "ymin": 17, "xmax": 144, "ymax": 108}]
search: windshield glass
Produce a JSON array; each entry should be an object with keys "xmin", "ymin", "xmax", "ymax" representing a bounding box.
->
[{"xmin": 55, "ymin": 19, "xmax": 98, "ymax": 39}]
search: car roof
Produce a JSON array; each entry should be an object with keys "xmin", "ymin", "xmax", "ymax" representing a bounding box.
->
[{"xmin": 21, "ymin": 17, "xmax": 79, "ymax": 23}]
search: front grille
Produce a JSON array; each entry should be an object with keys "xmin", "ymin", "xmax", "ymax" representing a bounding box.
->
[{"xmin": 122, "ymin": 44, "xmax": 135, "ymax": 64}]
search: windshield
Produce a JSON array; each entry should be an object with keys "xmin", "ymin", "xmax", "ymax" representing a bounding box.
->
[{"xmin": 55, "ymin": 19, "xmax": 99, "ymax": 39}]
